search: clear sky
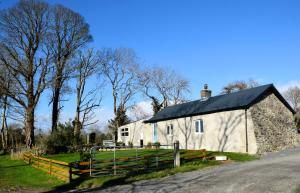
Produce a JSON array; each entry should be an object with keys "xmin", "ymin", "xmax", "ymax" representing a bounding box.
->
[{"xmin": 1, "ymin": 0, "xmax": 300, "ymax": 130}]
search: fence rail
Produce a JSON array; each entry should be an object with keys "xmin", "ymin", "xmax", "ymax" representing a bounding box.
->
[
  {"xmin": 87, "ymin": 141, "xmax": 180, "ymax": 177},
  {"xmin": 23, "ymin": 153, "xmax": 73, "ymax": 182},
  {"xmin": 21, "ymin": 141, "xmax": 184, "ymax": 182}
]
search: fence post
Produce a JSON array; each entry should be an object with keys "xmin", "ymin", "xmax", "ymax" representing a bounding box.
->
[
  {"xmin": 173, "ymin": 140, "xmax": 180, "ymax": 167},
  {"xmin": 49, "ymin": 160, "xmax": 52, "ymax": 175},
  {"xmin": 113, "ymin": 147, "xmax": 116, "ymax": 175},
  {"xmin": 89, "ymin": 147, "xmax": 93, "ymax": 177},
  {"xmin": 135, "ymin": 147, "xmax": 138, "ymax": 173},
  {"xmin": 69, "ymin": 164, "xmax": 72, "ymax": 183}
]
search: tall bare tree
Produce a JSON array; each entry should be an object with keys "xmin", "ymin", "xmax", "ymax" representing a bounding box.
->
[
  {"xmin": 137, "ymin": 66, "xmax": 190, "ymax": 114},
  {"xmin": 73, "ymin": 49, "xmax": 101, "ymax": 145},
  {"xmin": 48, "ymin": 4, "xmax": 92, "ymax": 133},
  {"xmin": 0, "ymin": 0, "xmax": 51, "ymax": 148},
  {"xmin": 0, "ymin": 68, "xmax": 10, "ymax": 150},
  {"xmin": 283, "ymin": 86, "xmax": 300, "ymax": 112},
  {"xmin": 98, "ymin": 47, "xmax": 138, "ymax": 141},
  {"xmin": 221, "ymin": 79, "xmax": 260, "ymax": 94}
]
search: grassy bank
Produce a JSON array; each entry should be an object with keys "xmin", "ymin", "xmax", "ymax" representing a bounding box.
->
[
  {"xmin": 45, "ymin": 149, "xmax": 258, "ymax": 190},
  {"xmin": 0, "ymin": 150, "xmax": 258, "ymax": 191},
  {"xmin": 0, "ymin": 155, "xmax": 64, "ymax": 190}
]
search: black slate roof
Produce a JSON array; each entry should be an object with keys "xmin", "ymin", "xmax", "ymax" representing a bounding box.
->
[{"xmin": 145, "ymin": 84, "xmax": 295, "ymax": 123}]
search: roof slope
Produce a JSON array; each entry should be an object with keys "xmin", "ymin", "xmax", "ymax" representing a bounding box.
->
[{"xmin": 145, "ymin": 84, "xmax": 295, "ymax": 123}]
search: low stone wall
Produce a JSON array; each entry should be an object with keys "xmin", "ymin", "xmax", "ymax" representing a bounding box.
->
[{"xmin": 250, "ymin": 94, "xmax": 297, "ymax": 154}]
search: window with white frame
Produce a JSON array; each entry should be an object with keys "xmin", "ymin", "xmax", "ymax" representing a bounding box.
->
[
  {"xmin": 121, "ymin": 128, "xmax": 129, "ymax": 136},
  {"xmin": 167, "ymin": 124, "xmax": 173, "ymax": 135},
  {"xmin": 195, "ymin": 119, "xmax": 204, "ymax": 133}
]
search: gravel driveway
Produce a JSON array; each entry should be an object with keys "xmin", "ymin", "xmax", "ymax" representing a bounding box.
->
[{"xmin": 76, "ymin": 147, "xmax": 300, "ymax": 193}]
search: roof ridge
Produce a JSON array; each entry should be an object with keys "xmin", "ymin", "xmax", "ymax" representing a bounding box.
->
[
  {"xmin": 165, "ymin": 84, "xmax": 273, "ymax": 109},
  {"xmin": 145, "ymin": 83, "xmax": 279, "ymax": 123}
]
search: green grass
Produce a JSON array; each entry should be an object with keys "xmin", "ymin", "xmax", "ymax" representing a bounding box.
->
[
  {"xmin": 43, "ymin": 149, "xmax": 258, "ymax": 189},
  {"xmin": 44, "ymin": 149, "xmax": 174, "ymax": 163},
  {"xmin": 0, "ymin": 155, "xmax": 64, "ymax": 190},
  {"xmin": 0, "ymin": 150, "xmax": 258, "ymax": 191},
  {"xmin": 77, "ymin": 160, "xmax": 221, "ymax": 189},
  {"xmin": 212, "ymin": 151, "xmax": 258, "ymax": 162},
  {"xmin": 44, "ymin": 149, "xmax": 258, "ymax": 163},
  {"xmin": 296, "ymin": 186, "xmax": 300, "ymax": 193}
]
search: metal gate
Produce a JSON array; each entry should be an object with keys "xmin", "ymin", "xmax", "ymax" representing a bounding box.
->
[{"xmin": 89, "ymin": 144, "xmax": 175, "ymax": 177}]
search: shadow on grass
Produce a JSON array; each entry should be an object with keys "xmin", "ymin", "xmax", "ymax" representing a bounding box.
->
[
  {"xmin": 0, "ymin": 164, "xmax": 28, "ymax": 169},
  {"xmin": 42, "ymin": 175, "xmax": 89, "ymax": 193},
  {"xmin": 42, "ymin": 166, "xmax": 174, "ymax": 193}
]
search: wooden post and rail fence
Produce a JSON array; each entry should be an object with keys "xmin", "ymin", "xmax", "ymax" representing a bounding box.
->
[
  {"xmin": 21, "ymin": 141, "xmax": 201, "ymax": 183},
  {"xmin": 23, "ymin": 153, "xmax": 73, "ymax": 182}
]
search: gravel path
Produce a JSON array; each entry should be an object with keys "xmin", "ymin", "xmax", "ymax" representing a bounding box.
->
[{"xmin": 74, "ymin": 147, "xmax": 300, "ymax": 193}]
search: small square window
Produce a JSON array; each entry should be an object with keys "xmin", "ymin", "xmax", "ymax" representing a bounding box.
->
[
  {"xmin": 167, "ymin": 124, "xmax": 173, "ymax": 135},
  {"xmin": 195, "ymin": 119, "xmax": 204, "ymax": 133},
  {"xmin": 121, "ymin": 128, "xmax": 129, "ymax": 137}
]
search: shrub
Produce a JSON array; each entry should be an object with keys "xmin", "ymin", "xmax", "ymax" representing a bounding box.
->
[
  {"xmin": 116, "ymin": 141, "xmax": 125, "ymax": 147},
  {"xmin": 146, "ymin": 142, "xmax": 152, "ymax": 148},
  {"xmin": 153, "ymin": 142, "xmax": 160, "ymax": 149},
  {"xmin": 128, "ymin": 141, "xmax": 133, "ymax": 148},
  {"xmin": 45, "ymin": 122, "xmax": 74, "ymax": 154},
  {"xmin": 79, "ymin": 150, "xmax": 92, "ymax": 162}
]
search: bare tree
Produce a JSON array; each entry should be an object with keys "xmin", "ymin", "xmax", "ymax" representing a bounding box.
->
[
  {"xmin": 98, "ymin": 47, "xmax": 139, "ymax": 141},
  {"xmin": 73, "ymin": 49, "xmax": 102, "ymax": 145},
  {"xmin": 137, "ymin": 66, "xmax": 190, "ymax": 114},
  {"xmin": 0, "ymin": 70, "xmax": 9, "ymax": 150},
  {"xmin": 129, "ymin": 103, "xmax": 152, "ymax": 121},
  {"xmin": 283, "ymin": 86, "xmax": 300, "ymax": 111},
  {"xmin": 48, "ymin": 4, "xmax": 92, "ymax": 133},
  {"xmin": 0, "ymin": 0, "xmax": 51, "ymax": 148},
  {"xmin": 221, "ymin": 79, "xmax": 260, "ymax": 94}
]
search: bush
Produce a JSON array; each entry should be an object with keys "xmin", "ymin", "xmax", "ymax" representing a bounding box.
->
[
  {"xmin": 128, "ymin": 141, "xmax": 133, "ymax": 148},
  {"xmin": 45, "ymin": 122, "xmax": 74, "ymax": 154},
  {"xmin": 79, "ymin": 150, "xmax": 92, "ymax": 162},
  {"xmin": 153, "ymin": 142, "xmax": 160, "ymax": 148},
  {"xmin": 146, "ymin": 142, "xmax": 152, "ymax": 148},
  {"xmin": 116, "ymin": 141, "xmax": 125, "ymax": 147}
]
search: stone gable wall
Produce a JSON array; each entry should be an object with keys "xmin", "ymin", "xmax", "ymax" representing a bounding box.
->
[{"xmin": 249, "ymin": 93, "xmax": 297, "ymax": 154}]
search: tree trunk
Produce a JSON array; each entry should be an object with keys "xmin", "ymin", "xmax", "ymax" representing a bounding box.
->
[
  {"xmin": 51, "ymin": 88, "xmax": 60, "ymax": 133},
  {"xmin": 113, "ymin": 91, "xmax": 118, "ymax": 143},
  {"xmin": 1, "ymin": 96, "xmax": 8, "ymax": 150},
  {"xmin": 25, "ymin": 104, "xmax": 35, "ymax": 148},
  {"xmin": 73, "ymin": 106, "xmax": 81, "ymax": 145},
  {"xmin": 51, "ymin": 73, "xmax": 62, "ymax": 133}
]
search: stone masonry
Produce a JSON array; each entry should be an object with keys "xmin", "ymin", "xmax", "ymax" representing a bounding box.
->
[{"xmin": 249, "ymin": 93, "xmax": 297, "ymax": 154}]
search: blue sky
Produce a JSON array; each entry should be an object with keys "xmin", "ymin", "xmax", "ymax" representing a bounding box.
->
[{"xmin": 1, "ymin": 0, "xmax": 300, "ymax": 130}]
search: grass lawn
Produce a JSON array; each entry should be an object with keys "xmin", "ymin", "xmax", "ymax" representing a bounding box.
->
[
  {"xmin": 296, "ymin": 186, "xmax": 300, "ymax": 193},
  {"xmin": 0, "ymin": 150, "xmax": 258, "ymax": 191},
  {"xmin": 44, "ymin": 149, "xmax": 174, "ymax": 163},
  {"xmin": 77, "ymin": 160, "xmax": 221, "ymax": 189},
  {"xmin": 0, "ymin": 155, "xmax": 64, "ymax": 191},
  {"xmin": 44, "ymin": 149, "xmax": 258, "ymax": 189},
  {"xmin": 44, "ymin": 149, "xmax": 258, "ymax": 163}
]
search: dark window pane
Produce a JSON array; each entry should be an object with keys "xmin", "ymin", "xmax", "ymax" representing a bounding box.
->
[
  {"xmin": 200, "ymin": 120, "xmax": 204, "ymax": 133},
  {"xmin": 195, "ymin": 121, "xmax": 199, "ymax": 132}
]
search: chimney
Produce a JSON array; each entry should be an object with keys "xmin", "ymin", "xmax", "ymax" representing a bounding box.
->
[{"xmin": 201, "ymin": 84, "xmax": 212, "ymax": 100}]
